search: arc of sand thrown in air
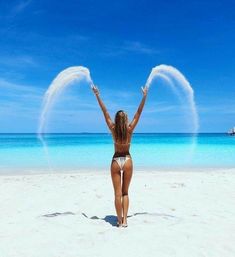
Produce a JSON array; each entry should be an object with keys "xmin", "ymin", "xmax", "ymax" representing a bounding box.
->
[
  {"xmin": 37, "ymin": 66, "xmax": 95, "ymax": 170},
  {"xmin": 144, "ymin": 64, "xmax": 199, "ymax": 161},
  {"xmin": 145, "ymin": 64, "xmax": 199, "ymax": 134},
  {"xmin": 38, "ymin": 66, "xmax": 94, "ymax": 137}
]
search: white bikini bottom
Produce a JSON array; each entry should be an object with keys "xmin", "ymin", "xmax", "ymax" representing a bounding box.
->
[{"xmin": 113, "ymin": 156, "xmax": 131, "ymax": 171}]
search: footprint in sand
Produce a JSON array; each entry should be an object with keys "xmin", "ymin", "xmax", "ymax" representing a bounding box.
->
[{"xmin": 171, "ymin": 183, "xmax": 185, "ymax": 188}]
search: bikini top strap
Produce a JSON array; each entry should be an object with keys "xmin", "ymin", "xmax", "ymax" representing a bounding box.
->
[{"xmin": 114, "ymin": 141, "xmax": 130, "ymax": 145}]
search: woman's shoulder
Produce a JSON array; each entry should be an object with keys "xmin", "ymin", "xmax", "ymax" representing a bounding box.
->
[{"xmin": 127, "ymin": 125, "xmax": 133, "ymax": 134}]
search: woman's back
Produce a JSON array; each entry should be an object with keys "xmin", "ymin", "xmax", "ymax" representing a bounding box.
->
[{"xmin": 112, "ymin": 127, "xmax": 132, "ymax": 157}]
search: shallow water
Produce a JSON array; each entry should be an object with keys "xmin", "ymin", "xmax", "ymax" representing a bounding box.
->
[{"xmin": 0, "ymin": 133, "xmax": 234, "ymax": 174}]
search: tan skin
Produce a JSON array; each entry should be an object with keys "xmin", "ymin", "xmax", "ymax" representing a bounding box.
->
[{"xmin": 92, "ymin": 85, "xmax": 148, "ymax": 227}]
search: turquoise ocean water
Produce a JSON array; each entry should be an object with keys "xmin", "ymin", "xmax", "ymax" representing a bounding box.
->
[{"xmin": 0, "ymin": 133, "xmax": 234, "ymax": 174}]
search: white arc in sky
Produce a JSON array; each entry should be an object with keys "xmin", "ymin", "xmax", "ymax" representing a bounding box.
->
[
  {"xmin": 145, "ymin": 64, "xmax": 199, "ymax": 133},
  {"xmin": 38, "ymin": 66, "xmax": 94, "ymax": 137}
]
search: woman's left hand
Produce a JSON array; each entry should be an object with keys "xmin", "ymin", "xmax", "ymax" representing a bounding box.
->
[
  {"xmin": 141, "ymin": 86, "xmax": 148, "ymax": 97},
  {"xmin": 92, "ymin": 85, "xmax": 100, "ymax": 96}
]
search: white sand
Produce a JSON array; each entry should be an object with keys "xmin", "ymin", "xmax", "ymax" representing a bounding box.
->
[{"xmin": 0, "ymin": 170, "xmax": 235, "ymax": 257}]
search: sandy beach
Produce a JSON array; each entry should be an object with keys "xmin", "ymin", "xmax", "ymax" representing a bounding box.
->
[{"xmin": 0, "ymin": 170, "xmax": 235, "ymax": 257}]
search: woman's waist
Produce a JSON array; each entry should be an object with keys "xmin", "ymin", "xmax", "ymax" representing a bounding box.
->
[{"xmin": 113, "ymin": 151, "xmax": 131, "ymax": 158}]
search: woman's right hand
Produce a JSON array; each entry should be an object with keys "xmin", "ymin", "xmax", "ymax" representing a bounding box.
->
[
  {"xmin": 92, "ymin": 85, "xmax": 100, "ymax": 96},
  {"xmin": 141, "ymin": 86, "xmax": 148, "ymax": 97}
]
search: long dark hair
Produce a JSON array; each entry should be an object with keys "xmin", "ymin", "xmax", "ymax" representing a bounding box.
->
[{"xmin": 114, "ymin": 110, "xmax": 128, "ymax": 142}]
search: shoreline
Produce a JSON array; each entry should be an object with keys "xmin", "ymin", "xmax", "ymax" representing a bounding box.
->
[{"xmin": 1, "ymin": 166, "xmax": 235, "ymax": 176}]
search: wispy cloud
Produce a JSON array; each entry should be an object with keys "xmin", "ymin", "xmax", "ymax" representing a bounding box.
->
[
  {"xmin": 121, "ymin": 41, "xmax": 159, "ymax": 54},
  {"xmin": 0, "ymin": 78, "xmax": 43, "ymax": 116},
  {"xmin": 10, "ymin": 0, "xmax": 32, "ymax": 17},
  {"xmin": 145, "ymin": 105, "xmax": 176, "ymax": 114},
  {"xmin": 101, "ymin": 40, "xmax": 159, "ymax": 57},
  {"xmin": 0, "ymin": 55, "xmax": 37, "ymax": 68},
  {"xmin": 0, "ymin": 78, "xmax": 42, "ymax": 95},
  {"xmin": 0, "ymin": 77, "xmax": 43, "ymax": 125},
  {"xmin": 198, "ymin": 104, "xmax": 235, "ymax": 115}
]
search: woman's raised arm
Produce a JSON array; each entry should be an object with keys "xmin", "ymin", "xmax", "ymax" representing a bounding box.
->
[
  {"xmin": 129, "ymin": 86, "xmax": 148, "ymax": 132},
  {"xmin": 92, "ymin": 85, "xmax": 114, "ymax": 130}
]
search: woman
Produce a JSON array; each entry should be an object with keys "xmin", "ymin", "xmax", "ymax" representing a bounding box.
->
[{"xmin": 92, "ymin": 85, "xmax": 148, "ymax": 227}]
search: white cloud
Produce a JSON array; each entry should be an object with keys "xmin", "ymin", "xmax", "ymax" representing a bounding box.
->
[
  {"xmin": 122, "ymin": 41, "xmax": 159, "ymax": 54},
  {"xmin": 197, "ymin": 101, "xmax": 235, "ymax": 115},
  {"xmin": 101, "ymin": 40, "xmax": 159, "ymax": 57},
  {"xmin": 0, "ymin": 78, "xmax": 43, "ymax": 95},
  {"xmin": 0, "ymin": 55, "xmax": 37, "ymax": 68}
]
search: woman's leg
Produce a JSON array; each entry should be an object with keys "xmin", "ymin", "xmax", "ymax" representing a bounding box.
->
[
  {"xmin": 110, "ymin": 160, "xmax": 122, "ymax": 225},
  {"xmin": 122, "ymin": 158, "xmax": 133, "ymax": 225}
]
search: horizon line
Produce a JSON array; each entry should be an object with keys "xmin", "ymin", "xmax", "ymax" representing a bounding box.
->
[{"xmin": 0, "ymin": 132, "xmax": 229, "ymax": 134}]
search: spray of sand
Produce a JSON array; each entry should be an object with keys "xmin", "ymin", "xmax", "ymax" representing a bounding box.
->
[
  {"xmin": 145, "ymin": 64, "xmax": 199, "ymax": 133},
  {"xmin": 37, "ymin": 66, "xmax": 94, "ymax": 169}
]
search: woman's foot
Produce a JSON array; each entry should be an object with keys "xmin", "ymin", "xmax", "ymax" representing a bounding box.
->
[
  {"xmin": 122, "ymin": 217, "xmax": 128, "ymax": 227},
  {"xmin": 117, "ymin": 218, "xmax": 122, "ymax": 227},
  {"xmin": 116, "ymin": 222, "xmax": 122, "ymax": 227}
]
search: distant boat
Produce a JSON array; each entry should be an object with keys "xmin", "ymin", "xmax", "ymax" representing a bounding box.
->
[{"xmin": 228, "ymin": 127, "xmax": 235, "ymax": 135}]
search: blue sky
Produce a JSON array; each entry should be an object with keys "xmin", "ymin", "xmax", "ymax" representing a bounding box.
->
[{"xmin": 0, "ymin": 0, "xmax": 235, "ymax": 132}]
